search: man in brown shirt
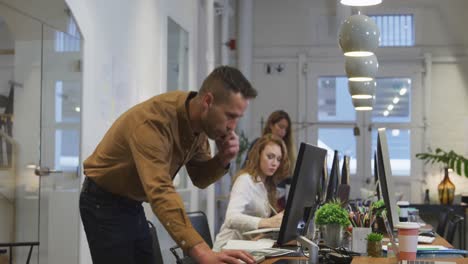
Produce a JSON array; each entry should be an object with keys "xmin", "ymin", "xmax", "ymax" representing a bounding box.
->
[{"xmin": 80, "ymin": 66, "xmax": 258, "ymax": 264}]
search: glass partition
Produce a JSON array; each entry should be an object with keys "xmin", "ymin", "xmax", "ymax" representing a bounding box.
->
[
  {"xmin": 0, "ymin": 3, "xmax": 82, "ymax": 264},
  {"xmin": 0, "ymin": 3, "xmax": 42, "ymax": 263}
]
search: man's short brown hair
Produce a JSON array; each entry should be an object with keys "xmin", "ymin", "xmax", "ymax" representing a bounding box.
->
[{"xmin": 199, "ymin": 66, "xmax": 257, "ymax": 103}]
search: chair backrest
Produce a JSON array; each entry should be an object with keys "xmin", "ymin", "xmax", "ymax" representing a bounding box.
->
[
  {"xmin": 445, "ymin": 214, "xmax": 464, "ymax": 245},
  {"xmin": 147, "ymin": 221, "xmax": 164, "ymax": 263},
  {"xmin": 187, "ymin": 211, "xmax": 213, "ymax": 249},
  {"xmin": 436, "ymin": 208, "xmax": 454, "ymax": 236}
]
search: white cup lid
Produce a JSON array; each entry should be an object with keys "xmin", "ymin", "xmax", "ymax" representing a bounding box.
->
[
  {"xmin": 397, "ymin": 201, "xmax": 410, "ymax": 206},
  {"xmin": 395, "ymin": 222, "xmax": 420, "ymax": 229}
]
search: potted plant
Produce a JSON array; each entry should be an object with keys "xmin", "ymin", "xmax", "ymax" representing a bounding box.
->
[
  {"xmin": 315, "ymin": 201, "xmax": 350, "ymax": 248},
  {"xmin": 416, "ymin": 148, "xmax": 468, "ymax": 178},
  {"xmin": 416, "ymin": 148, "xmax": 468, "ymax": 204},
  {"xmin": 366, "ymin": 232, "xmax": 383, "ymax": 257},
  {"xmin": 370, "ymin": 199, "xmax": 386, "ymax": 233},
  {"xmin": 235, "ymin": 130, "xmax": 250, "ymax": 169}
]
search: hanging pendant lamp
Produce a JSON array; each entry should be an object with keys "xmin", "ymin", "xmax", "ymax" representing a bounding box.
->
[
  {"xmin": 339, "ymin": 14, "xmax": 380, "ymax": 57},
  {"xmin": 345, "ymin": 54, "xmax": 379, "ymax": 82}
]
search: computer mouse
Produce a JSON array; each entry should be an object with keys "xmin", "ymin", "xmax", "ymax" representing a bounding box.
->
[{"xmin": 419, "ymin": 231, "xmax": 435, "ymax": 237}]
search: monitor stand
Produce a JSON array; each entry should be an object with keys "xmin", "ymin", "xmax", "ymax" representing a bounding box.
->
[
  {"xmin": 273, "ymin": 236, "xmax": 319, "ymax": 264},
  {"xmin": 296, "ymin": 235, "xmax": 319, "ymax": 264}
]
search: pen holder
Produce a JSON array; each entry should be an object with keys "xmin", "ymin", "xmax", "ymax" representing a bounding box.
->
[{"xmin": 352, "ymin": 227, "xmax": 371, "ymax": 254}]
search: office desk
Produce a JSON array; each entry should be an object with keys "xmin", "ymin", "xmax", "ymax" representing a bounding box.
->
[
  {"xmin": 262, "ymin": 237, "xmax": 467, "ymax": 264},
  {"xmin": 411, "ymin": 203, "xmax": 467, "ymax": 249}
]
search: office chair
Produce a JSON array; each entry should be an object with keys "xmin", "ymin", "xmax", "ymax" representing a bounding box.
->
[
  {"xmin": 445, "ymin": 214, "xmax": 464, "ymax": 245},
  {"xmin": 186, "ymin": 211, "xmax": 213, "ymax": 248},
  {"xmin": 170, "ymin": 211, "xmax": 212, "ymax": 264},
  {"xmin": 436, "ymin": 208, "xmax": 454, "ymax": 236},
  {"xmin": 147, "ymin": 220, "xmax": 164, "ymax": 263}
]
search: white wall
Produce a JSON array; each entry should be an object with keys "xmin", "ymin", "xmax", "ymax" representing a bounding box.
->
[
  {"xmin": 64, "ymin": 0, "xmax": 202, "ymax": 262},
  {"xmin": 425, "ymin": 60, "xmax": 468, "ymax": 200}
]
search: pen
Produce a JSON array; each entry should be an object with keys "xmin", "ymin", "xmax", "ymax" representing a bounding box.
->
[{"xmin": 269, "ymin": 203, "xmax": 278, "ymax": 215}]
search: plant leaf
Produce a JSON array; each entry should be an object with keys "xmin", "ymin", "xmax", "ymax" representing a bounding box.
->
[
  {"xmin": 456, "ymin": 160, "xmax": 462, "ymax": 175},
  {"xmin": 464, "ymin": 160, "xmax": 468, "ymax": 178}
]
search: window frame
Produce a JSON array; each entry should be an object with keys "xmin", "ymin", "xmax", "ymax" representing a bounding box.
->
[{"xmin": 303, "ymin": 60, "xmax": 424, "ymax": 200}]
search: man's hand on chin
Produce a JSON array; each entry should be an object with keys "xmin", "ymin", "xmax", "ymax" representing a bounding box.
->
[{"xmin": 215, "ymin": 130, "xmax": 239, "ymax": 167}]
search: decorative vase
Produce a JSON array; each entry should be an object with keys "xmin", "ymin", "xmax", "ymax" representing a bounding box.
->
[
  {"xmin": 321, "ymin": 224, "xmax": 344, "ymax": 248},
  {"xmin": 367, "ymin": 240, "xmax": 382, "ymax": 257},
  {"xmin": 438, "ymin": 168, "xmax": 455, "ymax": 205}
]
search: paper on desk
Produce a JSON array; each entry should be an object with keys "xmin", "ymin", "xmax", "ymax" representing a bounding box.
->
[
  {"xmin": 382, "ymin": 244, "xmax": 448, "ymax": 251},
  {"xmin": 222, "ymin": 239, "xmax": 275, "ymax": 251}
]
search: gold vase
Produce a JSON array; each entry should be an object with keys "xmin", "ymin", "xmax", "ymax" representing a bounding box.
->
[{"xmin": 438, "ymin": 168, "xmax": 455, "ymax": 205}]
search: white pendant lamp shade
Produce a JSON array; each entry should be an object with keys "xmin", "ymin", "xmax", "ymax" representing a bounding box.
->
[
  {"xmin": 352, "ymin": 97, "xmax": 375, "ymax": 111},
  {"xmin": 340, "ymin": 0, "xmax": 382, "ymax": 6},
  {"xmin": 348, "ymin": 80, "xmax": 376, "ymax": 99},
  {"xmin": 339, "ymin": 14, "xmax": 380, "ymax": 57},
  {"xmin": 345, "ymin": 54, "xmax": 378, "ymax": 81}
]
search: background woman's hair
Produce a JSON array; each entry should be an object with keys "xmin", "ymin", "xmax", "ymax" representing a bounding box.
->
[
  {"xmin": 234, "ymin": 134, "xmax": 290, "ymax": 212},
  {"xmin": 262, "ymin": 110, "xmax": 296, "ymax": 173}
]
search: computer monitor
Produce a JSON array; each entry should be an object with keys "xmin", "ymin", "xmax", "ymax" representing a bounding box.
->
[
  {"xmin": 373, "ymin": 151, "xmax": 381, "ymax": 200},
  {"xmin": 277, "ymin": 142, "xmax": 327, "ymax": 246},
  {"xmin": 337, "ymin": 155, "xmax": 350, "ymax": 205},
  {"xmin": 376, "ymin": 128, "xmax": 400, "ymax": 231},
  {"xmin": 340, "ymin": 155, "xmax": 350, "ymax": 185},
  {"xmin": 325, "ymin": 150, "xmax": 340, "ymax": 202}
]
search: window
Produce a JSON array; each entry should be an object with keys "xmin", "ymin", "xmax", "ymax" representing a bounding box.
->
[
  {"xmin": 316, "ymin": 76, "xmax": 412, "ymax": 179},
  {"xmin": 370, "ymin": 14, "xmax": 414, "ymax": 47},
  {"xmin": 54, "ymin": 81, "xmax": 81, "ymax": 170},
  {"xmin": 55, "ymin": 17, "xmax": 80, "ymax": 52}
]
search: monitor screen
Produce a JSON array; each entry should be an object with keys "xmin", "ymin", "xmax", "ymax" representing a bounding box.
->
[
  {"xmin": 325, "ymin": 150, "xmax": 340, "ymax": 202},
  {"xmin": 376, "ymin": 128, "xmax": 400, "ymax": 231},
  {"xmin": 277, "ymin": 142, "xmax": 327, "ymax": 245}
]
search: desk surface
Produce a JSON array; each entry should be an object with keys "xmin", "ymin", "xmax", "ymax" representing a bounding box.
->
[{"xmin": 262, "ymin": 237, "xmax": 466, "ymax": 264}]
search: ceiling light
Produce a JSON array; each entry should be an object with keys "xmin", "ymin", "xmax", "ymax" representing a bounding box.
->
[
  {"xmin": 345, "ymin": 54, "xmax": 379, "ymax": 81},
  {"xmin": 387, "ymin": 104, "xmax": 394, "ymax": 111},
  {"xmin": 348, "ymin": 80, "xmax": 376, "ymax": 99},
  {"xmin": 393, "ymin": 97, "xmax": 400, "ymax": 104},
  {"xmin": 383, "ymin": 110, "xmax": 389, "ymax": 116},
  {"xmin": 339, "ymin": 14, "xmax": 380, "ymax": 57},
  {"xmin": 340, "ymin": 0, "xmax": 382, "ymax": 6},
  {"xmin": 352, "ymin": 97, "xmax": 375, "ymax": 111},
  {"xmin": 399, "ymin": 88, "xmax": 407, "ymax": 96},
  {"xmin": 75, "ymin": 107, "xmax": 81, "ymax": 112},
  {"xmin": 392, "ymin": 129, "xmax": 400, "ymax": 137}
]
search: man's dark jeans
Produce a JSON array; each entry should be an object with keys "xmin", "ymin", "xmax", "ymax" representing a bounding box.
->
[{"xmin": 79, "ymin": 177, "xmax": 154, "ymax": 264}]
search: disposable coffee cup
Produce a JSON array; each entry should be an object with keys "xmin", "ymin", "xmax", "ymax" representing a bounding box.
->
[{"xmin": 395, "ymin": 222, "xmax": 419, "ymax": 260}]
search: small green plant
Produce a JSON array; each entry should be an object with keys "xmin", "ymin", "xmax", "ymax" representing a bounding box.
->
[
  {"xmin": 416, "ymin": 148, "xmax": 468, "ymax": 178},
  {"xmin": 371, "ymin": 199, "xmax": 386, "ymax": 217},
  {"xmin": 236, "ymin": 130, "xmax": 250, "ymax": 166},
  {"xmin": 366, "ymin": 232, "xmax": 384, "ymax": 242},
  {"xmin": 315, "ymin": 201, "xmax": 350, "ymax": 227}
]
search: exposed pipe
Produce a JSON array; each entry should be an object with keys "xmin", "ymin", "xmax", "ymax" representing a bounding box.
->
[
  {"xmin": 221, "ymin": 0, "xmax": 230, "ymax": 65},
  {"xmin": 206, "ymin": 0, "xmax": 216, "ymax": 240},
  {"xmin": 237, "ymin": 0, "xmax": 253, "ymax": 135}
]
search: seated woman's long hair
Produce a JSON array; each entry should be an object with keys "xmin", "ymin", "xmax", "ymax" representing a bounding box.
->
[{"xmin": 233, "ymin": 134, "xmax": 290, "ymax": 212}]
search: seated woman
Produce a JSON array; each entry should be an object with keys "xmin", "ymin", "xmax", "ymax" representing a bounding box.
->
[{"xmin": 213, "ymin": 134, "xmax": 290, "ymax": 251}]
